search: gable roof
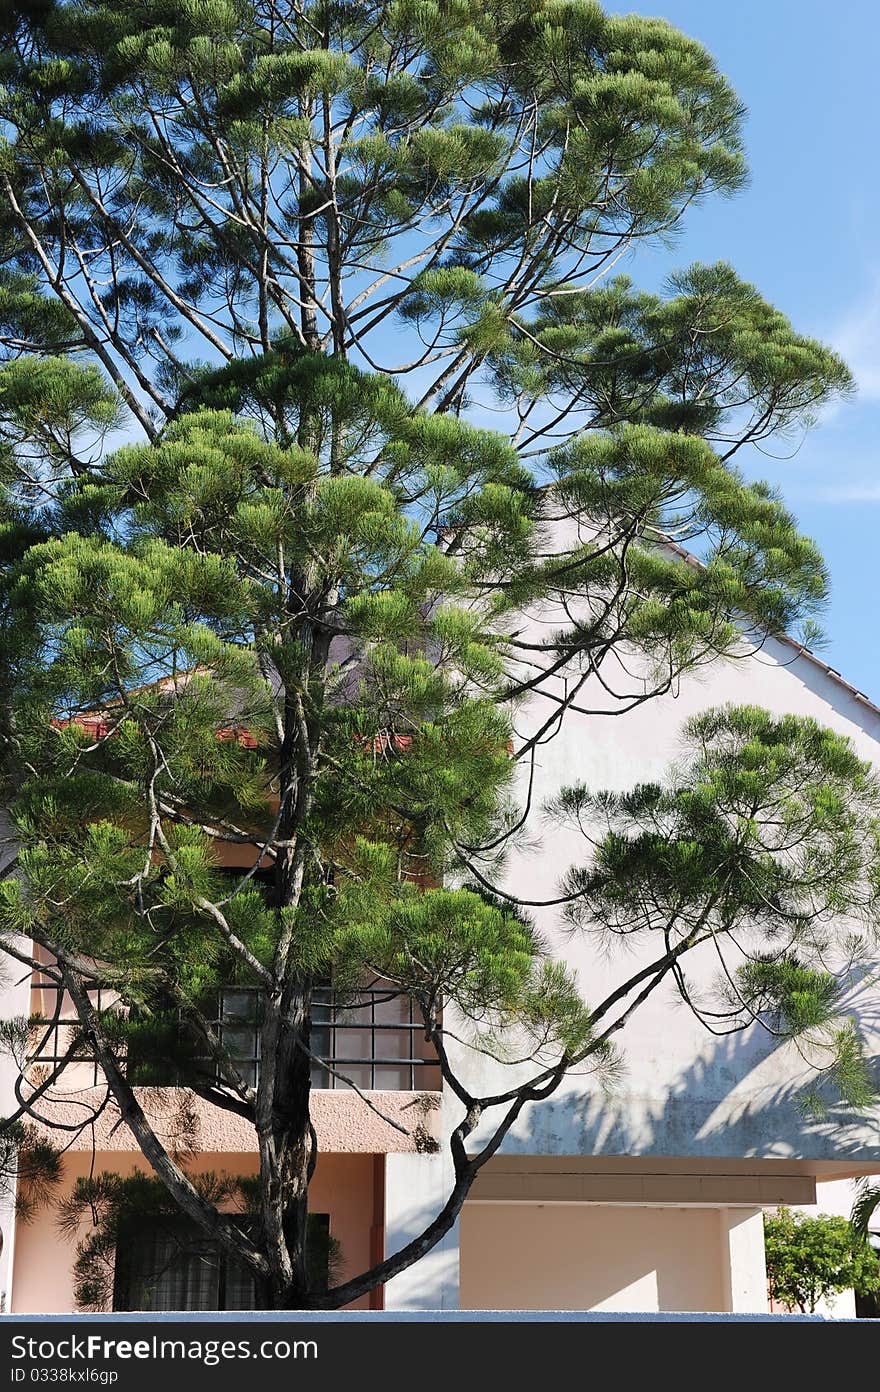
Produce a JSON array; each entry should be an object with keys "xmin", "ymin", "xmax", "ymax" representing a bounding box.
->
[{"xmin": 661, "ymin": 537, "xmax": 880, "ymax": 722}]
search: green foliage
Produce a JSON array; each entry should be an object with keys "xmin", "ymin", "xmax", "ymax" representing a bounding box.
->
[
  {"xmin": 0, "ymin": 357, "xmax": 120, "ymax": 437},
  {"xmin": 0, "ymin": 0, "xmax": 873, "ymax": 1312},
  {"xmin": 58, "ymin": 1170, "xmax": 341, "ymax": 1310},
  {"xmin": 329, "ymin": 864, "xmax": 594, "ymax": 1056},
  {"xmin": 0, "ymin": 1116, "xmax": 63, "ymax": 1222},
  {"xmin": 764, "ymin": 1207, "xmax": 880, "ymax": 1313},
  {"xmin": 548, "ymin": 425, "xmax": 829, "ymax": 644},
  {"xmin": 495, "ymin": 263, "xmax": 851, "ymax": 441},
  {"xmin": 554, "ymin": 705, "xmax": 880, "ymax": 1108},
  {"xmin": 851, "ymin": 1181, "xmax": 880, "ymax": 1245}
]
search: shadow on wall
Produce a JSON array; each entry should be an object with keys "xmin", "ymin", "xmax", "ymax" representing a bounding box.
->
[
  {"xmin": 494, "ymin": 971, "xmax": 880, "ymax": 1164},
  {"xmin": 460, "ymin": 1201, "xmax": 731, "ymax": 1312},
  {"xmin": 456, "ymin": 974, "xmax": 880, "ymax": 1314}
]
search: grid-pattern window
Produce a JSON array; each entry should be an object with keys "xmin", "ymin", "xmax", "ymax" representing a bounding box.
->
[
  {"xmin": 190, "ymin": 989, "xmax": 263, "ymax": 1089},
  {"xmin": 310, "ymin": 985, "xmax": 440, "ymax": 1090},
  {"xmin": 32, "ymin": 982, "xmax": 441, "ymax": 1092},
  {"xmin": 27, "ymin": 975, "xmax": 110, "ymax": 1089}
]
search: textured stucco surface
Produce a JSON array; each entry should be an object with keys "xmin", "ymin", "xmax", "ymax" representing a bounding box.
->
[
  {"xmin": 460, "ymin": 1203, "xmax": 732, "ymax": 1312},
  {"xmin": 444, "ymin": 628, "xmax": 880, "ymax": 1168},
  {"xmin": 28, "ymin": 1087, "xmax": 440, "ymax": 1154}
]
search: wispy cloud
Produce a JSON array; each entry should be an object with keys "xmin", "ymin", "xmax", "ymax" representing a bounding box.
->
[
  {"xmin": 799, "ymin": 482, "xmax": 880, "ymax": 504},
  {"xmin": 831, "ymin": 272, "xmax": 880, "ymax": 402}
]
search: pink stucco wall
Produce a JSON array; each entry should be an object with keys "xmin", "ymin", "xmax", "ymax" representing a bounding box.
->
[
  {"xmin": 460, "ymin": 1203, "xmax": 730, "ymax": 1312},
  {"xmin": 11, "ymin": 1151, "xmax": 380, "ymax": 1313},
  {"xmin": 27, "ymin": 1086, "xmax": 440, "ymax": 1154}
]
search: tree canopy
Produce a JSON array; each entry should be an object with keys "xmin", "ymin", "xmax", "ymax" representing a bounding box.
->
[
  {"xmin": 0, "ymin": 0, "xmax": 876, "ymax": 1311},
  {"xmin": 764, "ymin": 1207, "xmax": 880, "ymax": 1315}
]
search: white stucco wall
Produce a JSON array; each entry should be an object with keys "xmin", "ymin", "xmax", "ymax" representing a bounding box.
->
[
  {"xmin": 446, "ymin": 630, "xmax": 880, "ymax": 1170},
  {"xmin": 720, "ymin": 1208, "xmax": 768, "ymax": 1312},
  {"xmin": 383, "ymin": 1153, "xmax": 460, "ymax": 1309}
]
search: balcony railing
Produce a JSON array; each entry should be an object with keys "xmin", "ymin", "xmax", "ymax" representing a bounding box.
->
[{"xmin": 29, "ymin": 980, "xmax": 441, "ymax": 1093}]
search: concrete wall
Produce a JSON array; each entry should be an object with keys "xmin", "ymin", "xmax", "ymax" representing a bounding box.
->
[
  {"xmin": 25, "ymin": 1085, "xmax": 440, "ymax": 1156},
  {"xmin": 383, "ymin": 1153, "xmax": 459, "ymax": 1310},
  {"xmin": 443, "ymin": 627, "xmax": 880, "ymax": 1314},
  {"xmin": 720, "ymin": 1209, "xmax": 768, "ymax": 1313}
]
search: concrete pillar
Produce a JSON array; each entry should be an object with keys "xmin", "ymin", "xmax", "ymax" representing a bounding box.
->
[
  {"xmin": 383, "ymin": 1153, "xmax": 460, "ymax": 1309},
  {"xmin": 720, "ymin": 1207, "xmax": 769, "ymax": 1313}
]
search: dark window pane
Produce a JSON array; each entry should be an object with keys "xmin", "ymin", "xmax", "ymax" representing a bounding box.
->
[
  {"xmin": 113, "ymin": 1223, "xmax": 221, "ymax": 1312},
  {"xmin": 222, "ymin": 1256, "xmax": 259, "ymax": 1311},
  {"xmin": 376, "ymin": 1030, "xmax": 411, "ymax": 1060},
  {"xmin": 222, "ymin": 992, "xmax": 259, "ymax": 1023},
  {"xmin": 338, "ymin": 1063, "xmax": 372, "ymax": 1091},
  {"xmin": 334, "ymin": 1025, "xmax": 372, "ymax": 1058},
  {"xmin": 336, "ymin": 1000, "xmax": 372, "ymax": 1026},
  {"xmin": 417, "ymin": 1063, "xmax": 442, "ymax": 1090},
  {"xmin": 222, "ymin": 1025, "xmax": 258, "ymax": 1059},
  {"xmin": 113, "ymin": 1215, "xmax": 330, "ymax": 1311}
]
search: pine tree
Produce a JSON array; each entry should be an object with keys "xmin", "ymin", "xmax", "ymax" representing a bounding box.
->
[{"xmin": 0, "ymin": 1, "xmax": 876, "ymax": 1309}]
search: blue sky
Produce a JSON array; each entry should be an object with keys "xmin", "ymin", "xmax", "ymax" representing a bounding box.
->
[{"xmin": 614, "ymin": 1, "xmax": 880, "ymax": 697}]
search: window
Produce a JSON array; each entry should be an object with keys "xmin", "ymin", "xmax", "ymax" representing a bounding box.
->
[
  {"xmin": 191, "ymin": 989, "xmax": 263, "ymax": 1089},
  {"xmin": 36, "ymin": 979, "xmax": 441, "ymax": 1093},
  {"xmin": 112, "ymin": 1214, "xmax": 331, "ymax": 1312},
  {"xmin": 310, "ymin": 984, "xmax": 441, "ymax": 1091},
  {"xmin": 124, "ymin": 988, "xmax": 263, "ymax": 1089},
  {"xmin": 133, "ymin": 981, "xmax": 441, "ymax": 1091},
  {"xmin": 112, "ymin": 1219, "xmax": 256, "ymax": 1312}
]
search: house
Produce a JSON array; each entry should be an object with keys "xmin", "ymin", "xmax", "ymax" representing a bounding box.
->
[
  {"xmin": 1, "ymin": 623, "xmax": 879, "ymax": 1315},
  {"xmin": 442, "ymin": 623, "xmax": 880, "ymax": 1316}
]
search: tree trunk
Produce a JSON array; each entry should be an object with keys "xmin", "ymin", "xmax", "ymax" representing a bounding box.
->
[
  {"xmin": 271, "ymin": 975, "xmax": 314, "ymax": 1306},
  {"xmin": 258, "ymin": 622, "xmax": 324, "ymax": 1304}
]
